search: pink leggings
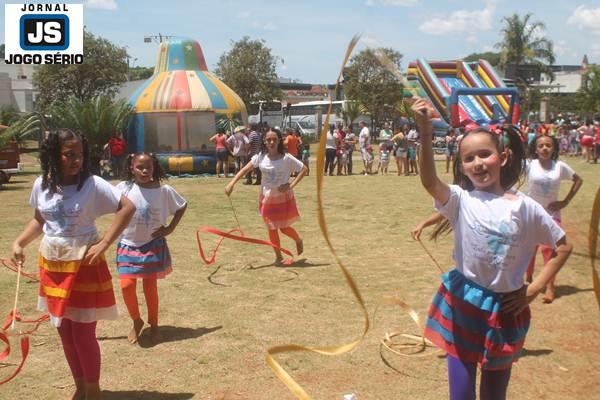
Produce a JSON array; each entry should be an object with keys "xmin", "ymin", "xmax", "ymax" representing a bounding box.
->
[{"xmin": 57, "ymin": 319, "xmax": 101, "ymax": 383}]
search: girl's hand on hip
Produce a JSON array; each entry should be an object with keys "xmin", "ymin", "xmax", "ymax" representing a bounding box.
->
[
  {"xmin": 500, "ymin": 285, "xmax": 535, "ymax": 315},
  {"xmin": 278, "ymin": 183, "xmax": 290, "ymax": 192},
  {"xmin": 547, "ymin": 200, "xmax": 567, "ymax": 212},
  {"xmin": 152, "ymin": 225, "xmax": 172, "ymax": 239},
  {"xmin": 83, "ymin": 240, "xmax": 109, "ymax": 266}
]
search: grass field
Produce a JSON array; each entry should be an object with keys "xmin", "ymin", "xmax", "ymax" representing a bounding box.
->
[{"xmin": 0, "ymin": 156, "xmax": 599, "ymax": 400}]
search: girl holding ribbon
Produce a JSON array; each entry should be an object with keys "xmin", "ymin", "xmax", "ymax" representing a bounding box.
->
[
  {"xmin": 12, "ymin": 129, "xmax": 135, "ymax": 400},
  {"xmin": 412, "ymin": 99, "xmax": 572, "ymax": 400}
]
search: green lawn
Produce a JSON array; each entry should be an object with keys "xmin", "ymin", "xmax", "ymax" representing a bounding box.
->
[{"xmin": 0, "ymin": 157, "xmax": 598, "ymax": 399}]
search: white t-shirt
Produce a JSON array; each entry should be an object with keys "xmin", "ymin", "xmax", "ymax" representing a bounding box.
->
[
  {"xmin": 526, "ymin": 159, "xmax": 575, "ymax": 219},
  {"xmin": 251, "ymin": 153, "xmax": 304, "ymax": 190},
  {"xmin": 436, "ymin": 185, "xmax": 565, "ymax": 292},
  {"xmin": 226, "ymin": 133, "xmax": 249, "ymax": 156},
  {"xmin": 326, "ymin": 131, "xmax": 337, "ymax": 150},
  {"xmin": 359, "ymin": 127, "xmax": 370, "ymax": 149},
  {"xmin": 117, "ymin": 182, "xmax": 187, "ymax": 247},
  {"xmin": 30, "ymin": 175, "xmax": 121, "ymax": 237},
  {"xmin": 407, "ymin": 129, "xmax": 419, "ymax": 144}
]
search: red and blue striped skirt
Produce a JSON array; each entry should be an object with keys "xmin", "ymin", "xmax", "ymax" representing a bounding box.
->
[
  {"xmin": 258, "ymin": 188, "xmax": 300, "ymax": 229},
  {"xmin": 424, "ymin": 269, "xmax": 530, "ymax": 370},
  {"xmin": 116, "ymin": 237, "xmax": 172, "ymax": 279}
]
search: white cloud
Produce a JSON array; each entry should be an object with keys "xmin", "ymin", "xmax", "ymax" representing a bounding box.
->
[
  {"xmin": 85, "ymin": 0, "xmax": 117, "ymax": 10},
  {"xmin": 554, "ymin": 40, "xmax": 568, "ymax": 57},
  {"xmin": 237, "ymin": 11, "xmax": 251, "ymax": 19},
  {"xmin": 361, "ymin": 35, "xmax": 381, "ymax": 48},
  {"xmin": 366, "ymin": 0, "xmax": 418, "ymax": 6},
  {"xmin": 419, "ymin": 1, "xmax": 496, "ymax": 35},
  {"xmin": 567, "ymin": 5, "xmax": 600, "ymax": 35},
  {"xmin": 590, "ymin": 44, "xmax": 600, "ymax": 57},
  {"xmin": 251, "ymin": 21, "xmax": 278, "ymax": 31},
  {"xmin": 482, "ymin": 45, "xmax": 495, "ymax": 52}
]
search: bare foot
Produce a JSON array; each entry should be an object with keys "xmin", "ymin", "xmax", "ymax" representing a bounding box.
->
[
  {"xmin": 296, "ymin": 239, "xmax": 304, "ymax": 256},
  {"xmin": 150, "ymin": 326, "xmax": 162, "ymax": 344},
  {"xmin": 128, "ymin": 319, "xmax": 144, "ymax": 344},
  {"xmin": 542, "ymin": 287, "xmax": 555, "ymax": 304}
]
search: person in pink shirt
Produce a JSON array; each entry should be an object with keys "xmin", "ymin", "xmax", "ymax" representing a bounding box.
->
[{"xmin": 210, "ymin": 129, "xmax": 230, "ymax": 177}]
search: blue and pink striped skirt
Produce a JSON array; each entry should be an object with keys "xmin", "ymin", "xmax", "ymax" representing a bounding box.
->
[
  {"xmin": 116, "ymin": 237, "xmax": 173, "ymax": 279},
  {"xmin": 424, "ymin": 269, "xmax": 530, "ymax": 370}
]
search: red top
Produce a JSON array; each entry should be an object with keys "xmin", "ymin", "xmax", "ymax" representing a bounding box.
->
[
  {"xmin": 285, "ymin": 135, "xmax": 299, "ymax": 157},
  {"xmin": 215, "ymin": 134, "xmax": 227, "ymax": 150},
  {"xmin": 108, "ymin": 137, "xmax": 126, "ymax": 157},
  {"xmin": 594, "ymin": 128, "xmax": 600, "ymax": 145}
]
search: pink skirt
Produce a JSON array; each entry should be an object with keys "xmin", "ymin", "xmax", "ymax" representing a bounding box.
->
[{"xmin": 258, "ymin": 188, "xmax": 300, "ymax": 229}]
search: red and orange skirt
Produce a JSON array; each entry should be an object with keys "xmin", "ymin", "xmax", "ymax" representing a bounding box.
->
[{"xmin": 37, "ymin": 233, "xmax": 118, "ymax": 327}]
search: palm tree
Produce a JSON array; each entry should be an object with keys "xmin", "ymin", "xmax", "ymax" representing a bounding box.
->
[
  {"xmin": 495, "ymin": 13, "xmax": 555, "ymax": 79},
  {"xmin": 48, "ymin": 95, "xmax": 134, "ymax": 148},
  {"xmin": 0, "ymin": 114, "xmax": 41, "ymax": 149},
  {"xmin": 339, "ymin": 100, "xmax": 365, "ymax": 127}
]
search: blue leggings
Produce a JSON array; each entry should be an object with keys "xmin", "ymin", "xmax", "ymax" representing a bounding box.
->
[{"xmin": 447, "ymin": 355, "xmax": 512, "ymax": 400}]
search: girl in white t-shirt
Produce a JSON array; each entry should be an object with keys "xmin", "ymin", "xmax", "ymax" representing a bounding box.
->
[
  {"xmin": 12, "ymin": 129, "xmax": 136, "ymax": 400},
  {"xmin": 117, "ymin": 152, "xmax": 187, "ymax": 344},
  {"xmin": 525, "ymin": 135, "xmax": 582, "ymax": 302},
  {"xmin": 412, "ymin": 99, "xmax": 572, "ymax": 400},
  {"xmin": 226, "ymin": 128, "xmax": 308, "ymax": 264}
]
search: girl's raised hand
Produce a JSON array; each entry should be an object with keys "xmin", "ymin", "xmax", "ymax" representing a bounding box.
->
[{"xmin": 411, "ymin": 98, "xmax": 433, "ymax": 120}]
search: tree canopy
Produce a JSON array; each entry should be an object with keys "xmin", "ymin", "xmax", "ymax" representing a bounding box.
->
[
  {"xmin": 495, "ymin": 13, "xmax": 555, "ymax": 76},
  {"xmin": 463, "ymin": 51, "xmax": 501, "ymax": 66},
  {"xmin": 343, "ymin": 48, "xmax": 404, "ymax": 126},
  {"xmin": 33, "ymin": 31, "xmax": 128, "ymax": 111},
  {"xmin": 578, "ymin": 65, "xmax": 600, "ymax": 117},
  {"xmin": 214, "ymin": 36, "xmax": 282, "ymax": 108}
]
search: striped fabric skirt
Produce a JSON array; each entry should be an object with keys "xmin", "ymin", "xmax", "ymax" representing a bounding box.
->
[
  {"xmin": 259, "ymin": 188, "xmax": 300, "ymax": 230},
  {"xmin": 424, "ymin": 269, "xmax": 530, "ymax": 370},
  {"xmin": 116, "ymin": 237, "xmax": 172, "ymax": 279},
  {"xmin": 38, "ymin": 233, "xmax": 118, "ymax": 327}
]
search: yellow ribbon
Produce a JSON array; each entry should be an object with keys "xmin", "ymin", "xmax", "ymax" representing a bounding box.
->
[
  {"xmin": 266, "ymin": 34, "xmax": 369, "ymax": 400},
  {"xmin": 589, "ymin": 186, "xmax": 600, "ymax": 311}
]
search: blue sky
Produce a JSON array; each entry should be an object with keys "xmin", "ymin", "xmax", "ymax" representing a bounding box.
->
[{"xmin": 2, "ymin": 0, "xmax": 599, "ymax": 83}]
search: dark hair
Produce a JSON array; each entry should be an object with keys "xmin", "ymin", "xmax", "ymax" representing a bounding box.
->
[
  {"xmin": 40, "ymin": 129, "xmax": 90, "ymax": 194},
  {"xmin": 529, "ymin": 135, "xmax": 559, "ymax": 161},
  {"xmin": 452, "ymin": 125, "xmax": 525, "ymax": 192},
  {"xmin": 124, "ymin": 152, "xmax": 167, "ymax": 183},
  {"xmin": 430, "ymin": 125, "xmax": 526, "ymax": 241},
  {"xmin": 260, "ymin": 128, "xmax": 285, "ymax": 155}
]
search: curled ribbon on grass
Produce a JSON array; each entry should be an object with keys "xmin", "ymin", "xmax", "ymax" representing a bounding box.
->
[
  {"xmin": 373, "ymin": 296, "xmax": 440, "ymax": 358},
  {"xmin": 589, "ymin": 186, "xmax": 600, "ymax": 311},
  {"xmin": 266, "ymin": 34, "xmax": 370, "ymax": 400},
  {"xmin": 0, "ymin": 311, "xmax": 49, "ymax": 385},
  {"xmin": 0, "ymin": 258, "xmax": 39, "ymax": 282},
  {"xmin": 196, "ymin": 197, "xmax": 294, "ymax": 266}
]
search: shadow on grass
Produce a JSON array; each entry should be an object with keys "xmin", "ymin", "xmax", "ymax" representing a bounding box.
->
[
  {"xmin": 248, "ymin": 258, "xmax": 329, "ymax": 270},
  {"xmin": 102, "ymin": 390, "xmax": 195, "ymax": 399},
  {"xmin": 553, "ymin": 284, "xmax": 594, "ymax": 300},
  {"xmin": 138, "ymin": 325, "xmax": 222, "ymax": 348},
  {"xmin": 97, "ymin": 335, "xmax": 128, "ymax": 341},
  {"xmin": 521, "ymin": 348, "xmax": 553, "ymax": 357}
]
